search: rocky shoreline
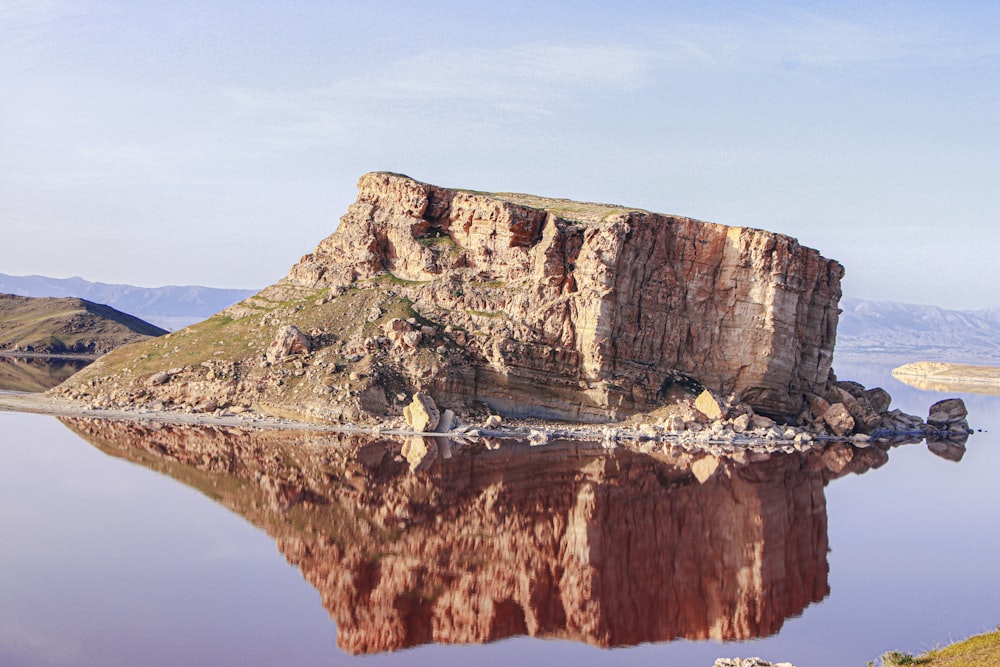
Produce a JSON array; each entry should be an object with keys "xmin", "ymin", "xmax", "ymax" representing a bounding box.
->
[
  {"xmin": 1, "ymin": 383, "xmax": 972, "ymax": 466},
  {"xmin": 49, "ymin": 391, "xmax": 972, "ymax": 660}
]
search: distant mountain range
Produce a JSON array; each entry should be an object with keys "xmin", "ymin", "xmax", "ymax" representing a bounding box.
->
[
  {"xmin": 1, "ymin": 273, "xmax": 997, "ymax": 361},
  {"xmin": 0, "ymin": 273, "xmax": 256, "ymax": 331},
  {"xmin": 837, "ymin": 296, "xmax": 1000, "ymax": 362}
]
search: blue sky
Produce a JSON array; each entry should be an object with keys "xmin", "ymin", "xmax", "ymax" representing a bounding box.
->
[{"xmin": 2, "ymin": 1, "xmax": 998, "ymax": 308}]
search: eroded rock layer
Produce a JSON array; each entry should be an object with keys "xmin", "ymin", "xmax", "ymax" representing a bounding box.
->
[{"xmin": 59, "ymin": 419, "xmax": 894, "ymax": 655}]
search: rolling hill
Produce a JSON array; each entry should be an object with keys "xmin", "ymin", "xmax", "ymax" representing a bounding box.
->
[
  {"xmin": 0, "ymin": 273, "xmax": 256, "ymax": 331},
  {"xmin": 0, "ymin": 293, "xmax": 167, "ymax": 356}
]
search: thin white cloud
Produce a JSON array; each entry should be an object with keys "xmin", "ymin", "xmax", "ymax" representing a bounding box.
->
[
  {"xmin": 222, "ymin": 43, "xmax": 656, "ymax": 147},
  {"xmin": 656, "ymin": 12, "xmax": 996, "ymax": 71},
  {"xmin": 337, "ymin": 43, "xmax": 655, "ymax": 101},
  {"xmin": 222, "ymin": 12, "xmax": 994, "ymax": 150}
]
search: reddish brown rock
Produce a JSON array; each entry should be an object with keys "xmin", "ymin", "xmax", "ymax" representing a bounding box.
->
[
  {"xmin": 287, "ymin": 173, "xmax": 842, "ymax": 421},
  {"xmin": 266, "ymin": 324, "xmax": 311, "ymax": 363},
  {"xmin": 807, "ymin": 394, "xmax": 831, "ymax": 422},
  {"xmin": 927, "ymin": 398, "xmax": 968, "ymax": 426},
  {"xmin": 61, "ymin": 418, "xmax": 854, "ymax": 655},
  {"xmin": 822, "ymin": 403, "xmax": 855, "ymax": 437},
  {"xmin": 864, "ymin": 387, "xmax": 892, "ymax": 415}
]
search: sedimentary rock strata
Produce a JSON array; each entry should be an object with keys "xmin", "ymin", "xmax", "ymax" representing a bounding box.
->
[
  {"xmin": 286, "ymin": 172, "xmax": 842, "ymax": 420},
  {"xmin": 54, "ymin": 172, "xmax": 844, "ymax": 425}
]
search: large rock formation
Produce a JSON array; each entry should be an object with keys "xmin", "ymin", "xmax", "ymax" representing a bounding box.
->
[
  {"xmin": 58, "ymin": 418, "xmax": 901, "ymax": 655},
  {"xmin": 288, "ymin": 173, "xmax": 842, "ymax": 419},
  {"xmin": 53, "ymin": 172, "xmax": 843, "ymax": 424}
]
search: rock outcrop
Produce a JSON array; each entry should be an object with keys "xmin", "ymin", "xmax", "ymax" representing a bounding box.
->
[
  {"xmin": 53, "ymin": 172, "xmax": 844, "ymax": 426},
  {"xmin": 286, "ymin": 172, "xmax": 842, "ymax": 420},
  {"xmin": 402, "ymin": 391, "xmax": 440, "ymax": 432},
  {"xmin": 265, "ymin": 324, "xmax": 311, "ymax": 363},
  {"xmin": 714, "ymin": 659, "xmax": 795, "ymax": 667}
]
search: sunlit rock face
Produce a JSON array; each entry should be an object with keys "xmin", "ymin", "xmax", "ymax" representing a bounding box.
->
[
  {"xmin": 285, "ymin": 172, "xmax": 844, "ymax": 420},
  {"xmin": 57, "ymin": 420, "xmax": 905, "ymax": 655}
]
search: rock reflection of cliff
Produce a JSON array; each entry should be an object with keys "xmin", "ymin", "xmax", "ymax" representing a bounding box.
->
[{"xmin": 61, "ymin": 419, "xmax": 894, "ymax": 655}]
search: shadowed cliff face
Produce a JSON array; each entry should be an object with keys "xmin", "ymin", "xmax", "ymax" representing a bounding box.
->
[{"xmin": 60, "ymin": 419, "xmax": 895, "ymax": 655}]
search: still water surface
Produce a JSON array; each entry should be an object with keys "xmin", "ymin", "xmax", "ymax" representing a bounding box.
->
[{"xmin": 1, "ymin": 358, "xmax": 998, "ymax": 666}]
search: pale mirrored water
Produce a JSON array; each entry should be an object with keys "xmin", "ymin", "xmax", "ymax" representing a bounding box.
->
[{"xmin": 1, "ymin": 358, "xmax": 998, "ymax": 666}]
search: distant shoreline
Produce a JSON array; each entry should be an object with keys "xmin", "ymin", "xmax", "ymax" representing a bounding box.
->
[{"xmin": 893, "ymin": 361, "xmax": 1000, "ymax": 394}]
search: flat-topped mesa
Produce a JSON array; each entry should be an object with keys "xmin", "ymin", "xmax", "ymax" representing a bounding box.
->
[
  {"xmin": 286, "ymin": 172, "xmax": 843, "ymax": 420},
  {"xmin": 52, "ymin": 172, "xmax": 843, "ymax": 425}
]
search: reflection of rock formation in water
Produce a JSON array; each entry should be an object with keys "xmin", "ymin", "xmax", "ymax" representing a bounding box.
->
[
  {"xmin": 61, "ymin": 419, "xmax": 894, "ymax": 654},
  {"xmin": 0, "ymin": 355, "xmax": 92, "ymax": 392}
]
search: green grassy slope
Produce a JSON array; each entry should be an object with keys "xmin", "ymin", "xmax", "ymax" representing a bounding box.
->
[{"xmin": 0, "ymin": 293, "xmax": 167, "ymax": 355}]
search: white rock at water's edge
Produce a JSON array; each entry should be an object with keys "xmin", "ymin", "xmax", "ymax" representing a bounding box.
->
[
  {"xmin": 403, "ymin": 392, "xmax": 440, "ymax": 432},
  {"xmin": 713, "ymin": 658, "xmax": 795, "ymax": 667}
]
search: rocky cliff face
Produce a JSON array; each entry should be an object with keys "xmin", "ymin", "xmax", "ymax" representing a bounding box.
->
[
  {"xmin": 59, "ymin": 419, "xmax": 896, "ymax": 655},
  {"xmin": 287, "ymin": 173, "xmax": 842, "ymax": 419},
  {"xmin": 54, "ymin": 172, "xmax": 842, "ymax": 424}
]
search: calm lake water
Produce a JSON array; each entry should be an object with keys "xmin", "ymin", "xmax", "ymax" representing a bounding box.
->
[{"xmin": 1, "ymin": 356, "xmax": 998, "ymax": 666}]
